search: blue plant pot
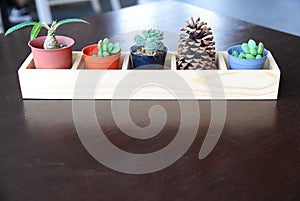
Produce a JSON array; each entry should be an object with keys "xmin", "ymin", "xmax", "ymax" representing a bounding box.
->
[
  {"xmin": 227, "ymin": 45, "xmax": 268, "ymax": 70},
  {"xmin": 130, "ymin": 45, "xmax": 167, "ymax": 69}
]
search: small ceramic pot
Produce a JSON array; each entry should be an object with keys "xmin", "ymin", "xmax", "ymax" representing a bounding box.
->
[
  {"xmin": 130, "ymin": 45, "xmax": 167, "ymax": 69},
  {"xmin": 82, "ymin": 44, "xmax": 121, "ymax": 69},
  {"xmin": 227, "ymin": 45, "xmax": 268, "ymax": 70},
  {"xmin": 28, "ymin": 35, "xmax": 74, "ymax": 69}
]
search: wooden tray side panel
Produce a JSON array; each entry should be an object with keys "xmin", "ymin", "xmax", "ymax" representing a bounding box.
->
[
  {"xmin": 18, "ymin": 70, "xmax": 79, "ymax": 99},
  {"xmin": 216, "ymin": 52, "xmax": 280, "ymax": 99}
]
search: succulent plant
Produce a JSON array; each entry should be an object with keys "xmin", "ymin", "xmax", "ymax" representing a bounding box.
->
[
  {"xmin": 93, "ymin": 38, "xmax": 121, "ymax": 57},
  {"xmin": 133, "ymin": 29, "xmax": 165, "ymax": 55},
  {"xmin": 5, "ymin": 18, "xmax": 89, "ymax": 49},
  {"xmin": 232, "ymin": 39, "xmax": 265, "ymax": 59}
]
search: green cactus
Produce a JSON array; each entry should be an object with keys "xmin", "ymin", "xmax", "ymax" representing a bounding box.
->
[
  {"xmin": 5, "ymin": 18, "xmax": 89, "ymax": 49},
  {"xmin": 134, "ymin": 28, "xmax": 165, "ymax": 55},
  {"xmin": 242, "ymin": 43, "xmax": 250, "ymax": 54},
  {"xmin": 96, "ymin": 38, "xmax": 120, "ymax": 57},
  {"xmin": 232, "ymin": 39, "xmax": 265, "ymax": 60},
  {"xmin": 232, "ymin": 50, "xmax": 239, "ymax": 57},
  {"xmin": 257, "ymin": 42, "xmax": 264, "ymax": 55}
]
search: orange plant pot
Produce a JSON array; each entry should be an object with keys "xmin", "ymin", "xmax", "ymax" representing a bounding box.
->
[
  {"xmin": 82, "ymin": 44, "xmax": 121, "ymax": 69},
  {"xmin": 28, "ymin": 35, "xmax": 74, "ymax": 69}
]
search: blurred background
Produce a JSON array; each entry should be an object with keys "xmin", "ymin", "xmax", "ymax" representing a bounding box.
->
[{"xmin": 1, "ymin": 0, "xmax": 300, "ymax": 36}]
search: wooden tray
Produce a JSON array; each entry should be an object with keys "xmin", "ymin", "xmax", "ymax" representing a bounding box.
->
[{"xmin": 18, "ymin": 51, "xmax": 280, "ymax": 99}]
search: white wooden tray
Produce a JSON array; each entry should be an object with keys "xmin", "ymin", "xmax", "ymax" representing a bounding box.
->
[{"xmin": 18, "ymin": 51, "xmax": 280, "ymax": 99}]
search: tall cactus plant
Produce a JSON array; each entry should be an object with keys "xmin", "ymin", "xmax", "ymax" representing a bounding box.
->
[{"xmin": 5, "ymin": 18, "xmax": 89, "ymax": 49}]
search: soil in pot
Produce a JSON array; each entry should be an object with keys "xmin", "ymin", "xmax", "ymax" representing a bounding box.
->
[
  {"xmin": 82, "ymin": 44, "xmax": 121, "ymax": 69},
  {"xmin": 28, "ymin": 35, "xmax": 74, "ymax": 69},
  {"xmin": 130, "ymin": 45, "xmax": 167, "ymax": 69}
]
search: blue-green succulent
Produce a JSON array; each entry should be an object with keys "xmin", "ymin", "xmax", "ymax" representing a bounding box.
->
[
  {"xmin": 96, "ymin": 38, "xmax": 121, "ymax": 57},
  {"xmin": 232, "ymin": 39, "xmax": 265, "ymax": 59},
  {"xmin": 134, "ymin": 29, "xmax": 165, "ymax": 55}
]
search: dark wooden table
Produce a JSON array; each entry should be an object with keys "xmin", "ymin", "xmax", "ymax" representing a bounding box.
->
[{"xmin": 0, "ymin": 1, "xmax": 299, "ymax": 201}]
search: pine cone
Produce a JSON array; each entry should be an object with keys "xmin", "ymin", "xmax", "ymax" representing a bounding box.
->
[
  {"xmin": 177, "ymin": 17, "xmax": 217, "ymax": 70},
  {"xmin": 176, "ymin": 57, "xmax": 195, "ymax": 70}
]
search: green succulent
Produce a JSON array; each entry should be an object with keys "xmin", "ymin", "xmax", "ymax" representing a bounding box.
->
[
  {"xmin": 95, "ymin": 38, "xmax": 121, "ymax": 57},
  {"xmin": 5, "ymin": 18, "xmax": 89, "ymax": 49},
  {"xmin": 232, "ymin": 39, "xmax": 265, "ymax": 59},
  {"xmin": 134, "ymin": 29, "xmax": 165, "ymax": 55}
]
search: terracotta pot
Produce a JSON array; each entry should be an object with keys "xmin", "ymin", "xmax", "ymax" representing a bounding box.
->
[
  {"xmin": 82, "ymin": 44, "xmax": 121, "ymax": 69},
  {"xmin": 28, "ymin": 35, "xmax": 74, "ymax": 69}
]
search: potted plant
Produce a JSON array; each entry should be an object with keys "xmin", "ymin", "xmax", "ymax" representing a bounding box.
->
[
  {"xmin": 82, "ymin": 38, "xmax": 121, "ymax": 69},
  {"xmin": 130, "ymin": 28, "xmax": 168, "ymax": 69},
  {"xmin": 5, "ymin": 18, "xmax": 89, "ymax": 69},
  {"xmin": 227, "ymin": 39, "xmax": 268, "ymax": 70}
]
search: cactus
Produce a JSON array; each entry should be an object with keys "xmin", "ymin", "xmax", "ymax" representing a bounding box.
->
[
  {"xmin": 5, "ymin": 18, "xmax": 89, "ymax": 49},
  {"xmin": 94, "ymin": 38, "xmax": 120, "ymax": 57},
  {"xmin": 133, "ymin": 29, "xmax": 165, "ymax": 55},
  {"xmin": 232, "ymin": 39, "xmax": 265, "ymax": 59}
]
